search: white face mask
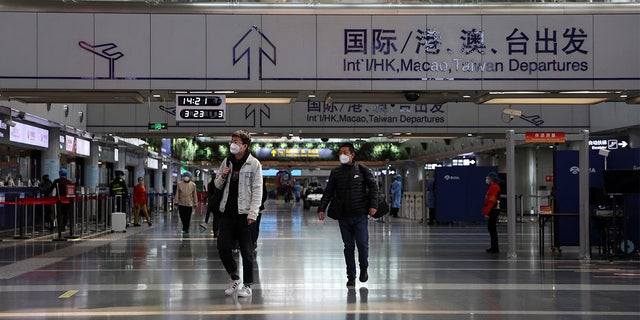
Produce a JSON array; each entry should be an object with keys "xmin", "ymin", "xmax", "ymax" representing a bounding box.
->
[
  {"xmin": 230, "ymin": 143, "xmax": 241, "ymax": 155},
  {"xmin": 339, "ymin": 154, "xmax": 351, "ymax": 164},
  {"xmin": 183, "ymin": 176, "xmax": 190, "ymax": 182}
]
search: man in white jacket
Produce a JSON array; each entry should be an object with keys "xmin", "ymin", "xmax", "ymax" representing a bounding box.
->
[{"xmin": 215, "ymin": 129, "xmax": 263, "ymax": 297}]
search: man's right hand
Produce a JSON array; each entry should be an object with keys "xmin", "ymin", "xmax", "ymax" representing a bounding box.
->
[
  {"xmin": 221, "ymin": 167, "xmax": 230, "ymax": 179},
  {"xmin": 318, "ymin": 211, "xmax": 325, "ymax": 221}
]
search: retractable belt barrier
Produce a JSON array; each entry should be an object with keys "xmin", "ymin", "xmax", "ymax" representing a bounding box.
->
[
  {"xmin": 0, "ymin": 197, "xmax": 57, "ymax": 239},
  {"xmin": 0, "ymin": 194, "xmax": 114, "ymax": 241},
  {"xmin": 1, "ymin": 192, "xmax": 168, "ymax": 241}
]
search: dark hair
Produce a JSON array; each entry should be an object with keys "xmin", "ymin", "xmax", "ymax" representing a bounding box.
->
[
  {"xmin": 487, "ymin": 172, "xmax": 500, "ymax": 183},
  {"xmin": 339, "ymin": 142, "xmax": 355, "ymax": 154},
  {"xmin": 232, "ymin": 129, "xmax": 252, "ymax": 146}
]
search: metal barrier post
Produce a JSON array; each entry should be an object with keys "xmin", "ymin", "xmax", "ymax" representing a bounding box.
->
[
  {"xmin": 14, "ymin": 200, "xmax": 29, "ymax": 239},
  {"xmin": 13, "ymin": 201, "xmax": 18, "ymax": 238},
  {"xmin": 104, "ymin": 195, "xmax": 109, "ymax": 230},
  {"xmin": 31, "ymin": 203, "xmax": 36, "ymax": 236},
  {"xmin": 41, "ymin": 202, "xmax": 46, "ymax": 233},
  {"xmin": 89, "ymin": 194, "xmax": 97, "ymax": 232}
]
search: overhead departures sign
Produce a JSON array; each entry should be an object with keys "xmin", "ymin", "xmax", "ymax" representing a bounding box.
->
[{"xmin": 175, "ymin": 94, "xmax": 226, "ymax": 122}]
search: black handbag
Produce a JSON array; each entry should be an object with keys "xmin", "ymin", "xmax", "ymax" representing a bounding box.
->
[
  {"xmin": 326, "ymin": 197, "xmax": 343, "ymax": 220},
  {"xmin": 373, "ymin": 195, "xmax": 390, "ymax": 218},
  {"xmin": 207, "ymin": 187, "xmax": 224, "ymax": 215}
]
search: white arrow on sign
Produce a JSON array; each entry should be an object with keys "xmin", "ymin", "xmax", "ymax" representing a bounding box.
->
[{"xmin": 620, "ymin": 141, "xmax": 628, "ymax": 148}]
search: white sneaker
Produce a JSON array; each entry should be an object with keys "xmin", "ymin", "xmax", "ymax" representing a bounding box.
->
[
  {"xmin": 237, "ymin": 284, "xmax": 252, "ymax": 297},
  {"xmin": 225, "ymin": 279, "xmax": 242, "ymax": 296}
]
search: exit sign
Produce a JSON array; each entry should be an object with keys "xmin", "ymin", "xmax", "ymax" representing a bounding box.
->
[{"xmin": 148, "ymin": 123, "xmax": 168, "ymax": 131}]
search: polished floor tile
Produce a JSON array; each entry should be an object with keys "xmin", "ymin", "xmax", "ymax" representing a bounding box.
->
[{"xmin": 0, "ymin": 201, "xmax": 638, "ymax": 319}]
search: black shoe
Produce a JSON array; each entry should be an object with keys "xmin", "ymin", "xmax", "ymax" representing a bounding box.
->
[
  {"xmin": 359, "ymin": 270, "xmax": 368, "ymax": 283},
  {"xmin": 148, "ymin": 222, "xmax": 152, "ymax": 226},
  {"xmin": 133, "ymin": 223, "xmax": 141, "ymax": 227},
  {"xmin": 346, "ymin": 279, "xmax": 356, "ymax": 288},
  {"xmin": 485, "ymin": 248, "xmax": 499, "ymax": 253}
]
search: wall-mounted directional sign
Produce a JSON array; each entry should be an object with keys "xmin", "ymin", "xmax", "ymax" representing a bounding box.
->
[
  {"xmin": 589, "ymin": 136, "xmax": 629, "ymax": 150},
  {"xmin": 175, "ymin": 94, "xmax": 226, "ymax": 122}
]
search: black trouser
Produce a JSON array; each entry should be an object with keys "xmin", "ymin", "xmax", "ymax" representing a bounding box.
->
[
  {"xmin": 251, "ymin": 212, "xmax": 262, "ymax": 248},
  {"xmin": 178, "ymin": 205, "xmax": 193, "ymax": 232},
  {"xmin": 56, "ymin": 202, "xmax": 70, "ymax": 233},
  {"xmin": 487, "ymin": 211, "xmax": 499, "ymax": 250},
  {"xmin": 217, "ymin": 213, "xmax": 255, "ymax": 284},
  {"xmin": 45, "ymin": 204, "xmax": 54, "ymax": 229}
]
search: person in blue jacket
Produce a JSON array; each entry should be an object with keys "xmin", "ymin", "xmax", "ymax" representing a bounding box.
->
[{"xmin": 390, "ymin": 174, "xmax": 402, "ymax": 218}]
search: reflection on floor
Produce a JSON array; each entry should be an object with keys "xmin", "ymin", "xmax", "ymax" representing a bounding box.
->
[{"xmin": 0, "ymin": 200, "xmax": 638, "ymax": 320}]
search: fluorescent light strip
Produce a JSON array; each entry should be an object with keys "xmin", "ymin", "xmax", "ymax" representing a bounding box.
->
[
  {"xmin": 226, "ymin": 98, "xmax": 292, "ymax": 104},
  {"xmin": 482, "ymin": 97, "xmax": 608, "ymax": 105}
]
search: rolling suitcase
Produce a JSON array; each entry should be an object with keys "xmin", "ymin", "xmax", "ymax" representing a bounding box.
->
[{"xmin": 111, "ymin": 212, "xmax": 127, "ymax": 233}]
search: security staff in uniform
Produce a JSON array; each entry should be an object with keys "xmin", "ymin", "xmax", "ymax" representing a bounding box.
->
[{"xmin": 109, "ymin": 170, "xmax": 129, "ymax": 213}]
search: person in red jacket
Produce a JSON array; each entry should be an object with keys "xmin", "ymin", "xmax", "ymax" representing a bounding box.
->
[
  {"xmin": 133, "ymin": 176, "xmax": 152, "ymax": 227},
  {"xmin": 483, "ymin": 172, "xmax": 501, "ymax": 253}
]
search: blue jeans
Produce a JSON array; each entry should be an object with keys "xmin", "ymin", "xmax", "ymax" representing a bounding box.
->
[{"xmin": 338, "ymin": 214, "xmax": 369, "ymax": 280}]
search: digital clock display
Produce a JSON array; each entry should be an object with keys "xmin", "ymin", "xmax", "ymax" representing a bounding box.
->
[
  {"xmin": 176, "ymin": 95, "xmax": 222, "ymax": 107},
  {"xmin": 175, "ymin": 94, "xmax": 226, "ymax": 122},
  {"xmin": 179, "ymin": 109, "xmax": 224, "ymax": 120}
]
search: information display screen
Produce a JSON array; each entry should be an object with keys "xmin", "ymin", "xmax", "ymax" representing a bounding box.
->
[{"xmin": 175, "ymin": 94, "xmax": 226, "ymax": 122}]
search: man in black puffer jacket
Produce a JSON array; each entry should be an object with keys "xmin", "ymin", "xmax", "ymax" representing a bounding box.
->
[{"xmin": 318, "ymin": 142, "xmax": 379, "ymax": 288}]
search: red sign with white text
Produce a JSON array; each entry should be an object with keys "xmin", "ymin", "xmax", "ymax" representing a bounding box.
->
[{"xmin": 525, "ymin": 132, "xmax": 566, "ymax": 143}]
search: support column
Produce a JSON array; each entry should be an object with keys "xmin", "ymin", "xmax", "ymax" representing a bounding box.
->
[
  {"xmin": 165, "ymin": 162, "xmax": 174, "ymax": 195},
  {"xmin": 579, "ymin": 130, "xmax": 591, "ymax": 260},
  {"xmin": 154, "ymin": 165, "xmax": 163, "ymax": 193},
  {"xmin": 116, "ymin": 147, "xmax": 126, "ymax": 173},
  {"xmin": 517, "ymin": 147, "xmax": 537, "ymax": 218},
  {"xmin": 84, "ymin": 141, "xmax": 99, "ymax": 192},
  {"xmin": 134, "ymin": 154, "xmax": 145, "ymax": 183},
  {"xmin": 506, "ymin": 130, "xmax": 517, "ymax": 260},
  {"xmin": 42, "ymin": 127, "xmax": 61, "ymax": 179}
]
